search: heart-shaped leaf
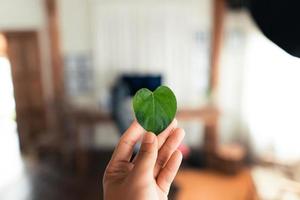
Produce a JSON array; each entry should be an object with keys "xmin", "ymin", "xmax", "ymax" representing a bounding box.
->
[{"xmin": 133, "ymin": 86, "xmax": 177, "ymax": 135}]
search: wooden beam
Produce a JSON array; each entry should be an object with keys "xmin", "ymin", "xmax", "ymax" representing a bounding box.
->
[
  {"xmin": 209, "ymin": 0, "xmax": 226, "ymax": 96},
  {"xmin": 44, "ymin": 0, "xmax": 66, "ymax": 156},
  {"xmin": 45, "ymin": 0, "xmax": 64, "ymax": 100},
  {"xmin": 204, "ymin": 0, "xmax": 226, "ymax": 157}
]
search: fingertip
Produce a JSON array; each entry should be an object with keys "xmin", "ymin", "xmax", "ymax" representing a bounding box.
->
[
  {"xmin": 174, "ymin": 149, "xmax": 183, "ymax": 160},
  {"xmin": 170, "ymin": 128, "xmax": 185, "ymax": 147},
  {"xmin": 169, "ymin": 150, "xmax": 183, "ymax": 171},
  {"xmin": 173, "ymin": 118, "xmax": 178, "ymax": 127},
  {"xmin": 122, "ymin": 120, "xmax": 145, "ymax": 140},
  {"xmin": 142, "ymin": 132, "xmax": 156, "ymax": 144},
  {"xmin": 175, "ymin": 127, "xmax": 185, "ymax": 139},
  {"xmin": 140, "ymin": 132, "xmax": 158, "ymax": 154},
  {"xmin": 111, "ymin": 121, "xmax": 145, "ymax": 163},
  {"xmin": 131, "ymin": 120, "xmax": 144, "ymax": 130}
]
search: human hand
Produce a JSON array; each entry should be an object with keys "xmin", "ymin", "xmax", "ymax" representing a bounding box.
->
[{"xmin": 103, "ymin": 119, "xmax": 185, "ymax": 200}]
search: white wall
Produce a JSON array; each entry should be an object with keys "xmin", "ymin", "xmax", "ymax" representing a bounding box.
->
[
  {"xmin": 0, "ymin": 0, "xmax": 44, "ymax": 29},
  {"xmin": 58, "ymin": 0, "xmax": 92, "ymax": 55},
  {"xmin": 58, "ymin": 0, "xmax": 213, "ymax": 108}
]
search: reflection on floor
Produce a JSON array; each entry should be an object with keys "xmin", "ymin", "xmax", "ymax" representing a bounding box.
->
[
  {"xmin": 0, "ymin": 149, "xmax": 181, "ymax": 200},
  {"xmin": 0, "ymin": 116, "xmax": 108, "ymax": 200},
  {"xmin": 0, "ymin": 150, "xmax": 112, "ymax": 200}
]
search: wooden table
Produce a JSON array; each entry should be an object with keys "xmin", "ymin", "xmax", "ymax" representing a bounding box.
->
[
  {"xmin": 68, "ymin": 107, "xmax": 113, "ymax": 173},
  {"xmin": 177, "ymin": 106, "xmax": 220, "ymax": 155},
  {"xmin": 70, "ymin": 105, "xmax": 219, "ymax": 174}
]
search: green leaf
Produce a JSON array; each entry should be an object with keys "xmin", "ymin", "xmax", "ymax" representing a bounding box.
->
[{"xmin": 132, "ymin": 86, "xmax": 177, "ymax": 135}]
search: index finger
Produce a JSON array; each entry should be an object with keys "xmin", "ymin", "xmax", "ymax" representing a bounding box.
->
[
  {"xmin": 132, "ymin": 119, "xmax": 178, "ymax": 163},
  {"xmin": 110, "ymin": 120, "xmax": 145, "ymax": 163}
]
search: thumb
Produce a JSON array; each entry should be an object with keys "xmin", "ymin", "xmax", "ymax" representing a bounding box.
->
[{"xmin": 133, "ymin": 132, "xmax": 158, "ymax": 175}]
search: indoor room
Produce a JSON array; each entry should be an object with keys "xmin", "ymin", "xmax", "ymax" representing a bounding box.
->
[{"xmin": 1, "ymin": 0, "xmax": 300, "ymax": 199}]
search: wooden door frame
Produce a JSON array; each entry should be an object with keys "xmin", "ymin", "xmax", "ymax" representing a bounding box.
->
[{"xmin": 3, "ymin": 30, "xmax": 47, "ymax": 152}]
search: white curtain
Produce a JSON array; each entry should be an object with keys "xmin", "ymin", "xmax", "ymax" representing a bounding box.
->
[
  {"xmin": 242, "ymin": 25, "xmax": 300, "ymax": 162},
  {"xmin": 90, "ymin": 0, "xmax": 212, "ymax": 108},
  {"xmin": 219, "ymin": 10, "xmax": 300, "ymax": 162}
]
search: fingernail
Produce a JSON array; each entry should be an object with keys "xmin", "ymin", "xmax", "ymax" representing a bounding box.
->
[{"xmin": 142, "ymin": 132, "xmax": 155, "ymax": 144}]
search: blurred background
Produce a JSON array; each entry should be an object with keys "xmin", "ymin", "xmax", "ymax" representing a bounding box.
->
[{"xmin": 1, "ymin": 0, "xmax": 300, "ymax": 199}]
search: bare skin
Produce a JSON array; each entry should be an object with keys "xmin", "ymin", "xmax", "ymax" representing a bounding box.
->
[{"xmin": 103, "ymin": 119, "xmax": 185, "ymax": 200}]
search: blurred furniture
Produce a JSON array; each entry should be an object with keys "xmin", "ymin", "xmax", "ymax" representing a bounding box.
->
[
  {"xmin": 69, "ymin": 106, "xmax": 219, "ymax": 174},
  {"xmin": 68, "ymin": 103, "xmax": 220, "ymax": 174},
  {"xmin": 176, "ymin": 106, "xmax": 246, "ymax": 174},
  {"xmin": 176, "ymin": 106, "xmax": 220, "ymax": 164},
  {"xmin": 68, "ymin": 106, "xmax": 113, "ymax": 173},
  {"xmin": 210, "ymin": 144, "xmax": 246, "ymax": 174},
  {"xmin": 175, "ymin": 168, "xmax": 258, "ymax": 200},
  {"xmin": 71, "ymin": 104, "xmax": 219, "ymax": 174}
]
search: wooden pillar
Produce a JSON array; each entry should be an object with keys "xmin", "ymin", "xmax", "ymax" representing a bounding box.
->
[
  {"xmin": 209, "ymin": 0, "xmax": 226, "ymax": 96},
  {"xmin": 45, "ymin": 0, "xmax": 64, "ymax": 101},
  {"xmin": 204, "ymin": 0, "xmax": 226, "ymax": 156},
  {"xmin": 44, "ymin": 0, "xmax": 66, "ymax": 156},
  {"xmin": 44, "ymin": 0, "xmax": 65, "ymax": 137}
]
